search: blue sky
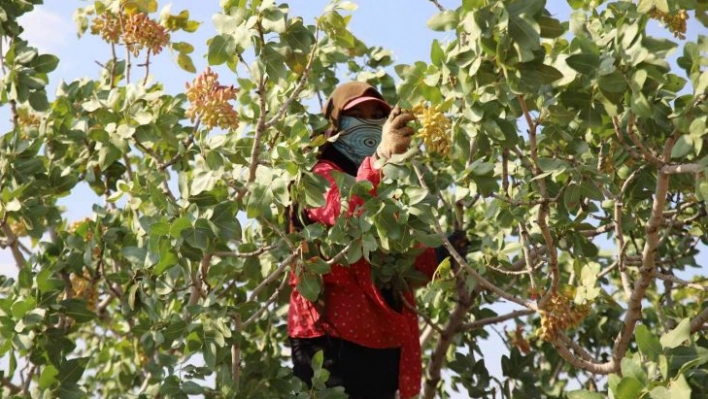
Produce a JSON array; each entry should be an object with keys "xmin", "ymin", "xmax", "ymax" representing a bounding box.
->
[{"xmin": 1, "ymin": 0, "xmax": 706, "ymax": 396}]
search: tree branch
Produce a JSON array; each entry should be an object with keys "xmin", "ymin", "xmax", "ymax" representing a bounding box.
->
[
  {"xmin": 661, "ymin": 163, "xmax": 704, "ymax": 174},
  {"xmin": 1, "ymin": 223, "xmax": 26, "ymax": 268},
  {"xmin": 422, "ymin": 299, "xmax": 473, "ymax": 399},
  {"xmin": 517, "ymin": 95, "xmax": 559, "ymax": 302},
  {"xmin": 611, "ymin": 167, "xmax": 671, "ymax": 368},
  {"xmin": 691, "ymin": 307, "xmax": 708, "ymax": 333}
]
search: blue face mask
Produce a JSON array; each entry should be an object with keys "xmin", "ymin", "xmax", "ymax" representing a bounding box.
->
[{"xmin": 332, "ymin": 116, "xmax": 385, "ymax": 165}]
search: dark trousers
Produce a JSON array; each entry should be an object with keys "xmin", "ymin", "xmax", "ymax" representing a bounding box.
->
[{"xmin": 290, "ymin": 336, "xmax": 400, "ymax": 399}]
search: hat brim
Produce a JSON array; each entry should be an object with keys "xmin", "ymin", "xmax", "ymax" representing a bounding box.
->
[{"xmin": 342, "ymin": 96, "xmax": 392, "ymax": 113}]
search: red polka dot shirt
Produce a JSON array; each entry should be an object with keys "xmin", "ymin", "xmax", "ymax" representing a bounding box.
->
[{"xmin": 288, "ymin": 157, "xmax": 439, "ymax": 399}]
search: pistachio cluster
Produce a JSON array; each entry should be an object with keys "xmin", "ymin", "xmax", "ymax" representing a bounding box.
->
[
  {"xmin": 123, "ymin": 12, "xmax": 170, "ymax": 55},
  {"xmin": 69, "ymin": 271, "xmax": 99, "ymax": 312},
  {"xmin": 536, "ymin": 292, "xmax": 590, "ymax": 342},
  {"xmin": 90, "ymin": 12, "xmax": 121, "ymax": 44},
  {"xmin": 411, "ymin": 102, "xmax": 451, "ymax": 156},
  {"xmin": 185, "ymin": 67, "xmax": 240, "ymax": 130},
  {"xmin": 16, "ymin": 107, "xmax": 41, "ymax": 128},
  {"xmin": 90, "ymin": 11, "xmax": 170, "ymax": 55},
  {"xmin": 649, "ymin": 8, "xmax": 689, "ymax": 39}
]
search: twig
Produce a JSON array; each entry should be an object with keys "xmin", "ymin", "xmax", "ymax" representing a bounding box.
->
[
  {"xmin": 247, "ymin": 24, "xmax": 270, "ymax": 186},
  {"xmin": 427, "ymin": 0, "xmax": 445, "ymax": 11},
  {"xmin": 654, "ymin": 273, "xmax": 707, "ymax": 291},
  {"xmin": 459, "ymin": 309, "xmax": 534, "ymax": 331},
  {"xmin": 612, "ymin": 115, "xmax": 642, "ymax": 160},
  {"xmin": 518, "ymin": 222, "xmax": 537, "ymax": 292},
  {"xmin": 188, "ymin": 253, "xmax": 212, "ymax": 306},
  {"xmin": 402, "ymin": 297, "xmax": 443, "ymax": 335},
  {"xmin": 232, "ymin": 314, "xmax": 242, "ymax": 392},
  {"xmin": 159, "ymin": 118, "xmax": 200, "ymax": 171},
  {"xmin": 625, "ymin": 113, "xmax": 663, "ymax": 166},
  {"xmin": 110, "ymin": 43, "xmax": 118, "ymax": 88},
  {"xmin": 614, "ymin": 199, "xmax": 632, "ymax": 300},
  {"xmin": 21, "ymin": 364, "xmax": 36, "ymax": 396},
  {"xmin": 248, "ymin": 249, "xmax": 298, "ymax": 301},
  {"xmin": 502, "ymin": 148, "xmax": 509, "ymax": 196},
  {"xmin": 142, "ymin": 49, "xmax": 151, "ymax": 86},
  {"xmin": 215, "ymin": 244, "xmax": 277, "ymax": 258},
  {"xmin": 242, "ymin": 273, "xmax": 288, "ymax": 327}
]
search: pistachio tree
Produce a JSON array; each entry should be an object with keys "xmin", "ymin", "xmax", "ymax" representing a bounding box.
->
[{"xmin": 1, "ymin": 0, "xmax": 707, "ymax": 398}]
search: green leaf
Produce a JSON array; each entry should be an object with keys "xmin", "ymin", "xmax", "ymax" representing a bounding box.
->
[
  {"xmin": 598, "ymin": 71, "xmax": 627, "ymax": 93},
  {"xmin": 430, "ymin": 39, "xmax": 444, "ymax": 66},
  {"xmin": 58, "ymin": 357, "xmax": 89, "ymax": 386},
  {"xmin": 39, "ymin": 365, "xmax": 59, "ymax": 390},
  {"xmin": 631, "ymin": 92, "xmax": 652, "ymax": 118},
  {"xmin": 246, "ymin": 183, "xmax": 273, "ymax": 219},
  {"xmin": 671, "ymin": 135, "xmax": 694, "ymax": 159},
  {"xmin": 210, "ymin": 202, "xmax": 241, "ymax": 241},
  {"xmin": 509, "ymin": 15, "xmax": 540, "ymax": 56},
  {"xmin": 169, "ymin": 217, "xmax": 192, "ymax": 238},
  {"xmin": 427, "ymin": 10, "xmax": 458, "ymax": 31},
  {"xmin": 566, "ymin": 54, "xmax": 600, "ymax": 75},
  {"xmin": 615, "ymin": 376, "xmax": 643, "ymax": 399},
  {"xmin": 620, "ymin": 357, "xmax": 647, "ymax": 386},
  {"xmin": 181, "ymin": 381, "xmax": 204, "ymax": 395},
  {"xmin": 669, "ymin": 374, "xmax": 692, "ymax": 399},
  {"xmin": 567, "ymin": 390, "xmax": 604, "ymax": 399},
  {"xmin": 28, "ymin": 89, "xmax": 49, "ymax": 111},
  {"xmin": 177, "ymin": 52, "xmax": 196, "ymax": 73},
  {"xmin": 61, "ymin": 299, "xmax": 97, "ymax": 323},
  {"xmin": 564, "ymin": 183, "xmax": 581, "ymax": 211},
  {"xmin": 208, "ymin": 34, "xmax": 235, "ymax": 65},
  {"xmin": 650, "ymin": 386, "xmax": 671, "ymax": 399},
  {"xmin": 660, "ymin": 318, "xmax": 690, "ymax": 349},
  {"xmin": 636, "ymin": 324, "xmax": 662, "ymax": 362},
  {"xmin": 297, "ymin": 273, "xmax": 322, "ymax": 302},
  {"xmin": 539, "ymin": 15, "xmax": 564, "ymax": 38},
  {"xmin": 11, "ymin": 298, "xmax": 35, "ymax": 319},
  {"xmin": 31, "ymin": 54, "xmax": 59, "ymax": 73}
]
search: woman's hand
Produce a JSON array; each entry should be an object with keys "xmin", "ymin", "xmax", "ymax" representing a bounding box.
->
[{"xmin": 376, "ymin": 105, "xmax": 415, "ymax": 160}]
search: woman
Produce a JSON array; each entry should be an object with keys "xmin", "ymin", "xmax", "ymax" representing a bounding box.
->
[{"xmin": 288, "ymin": 82, "xmax": 440, "ymax": 399}]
